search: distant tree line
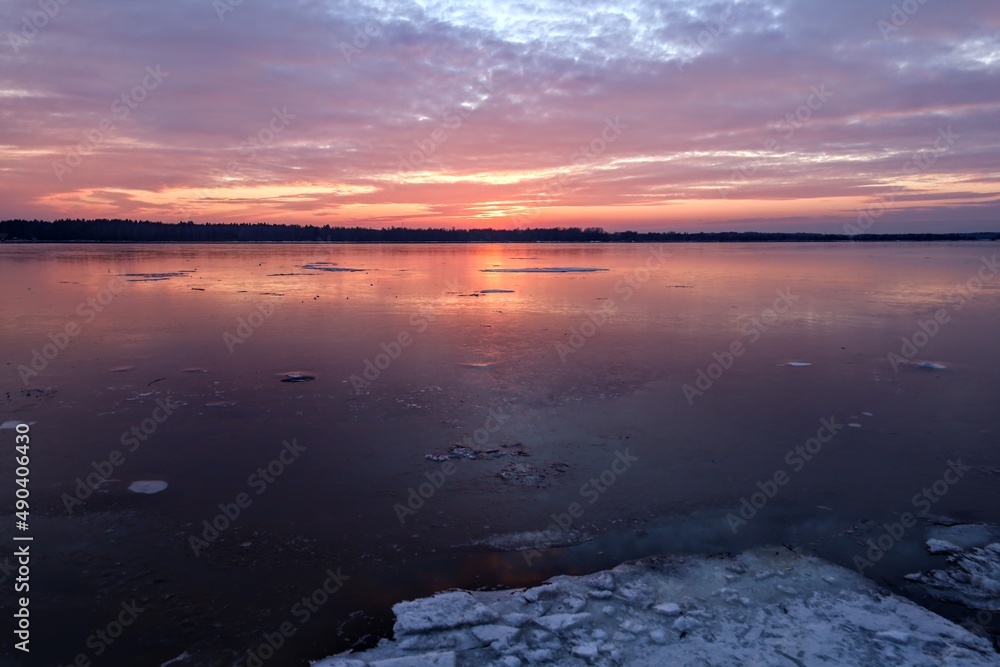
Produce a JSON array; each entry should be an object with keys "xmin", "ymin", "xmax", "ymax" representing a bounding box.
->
[{"xmin": 0, "ymin": 219, "xmax": 997, "ymax": 243}]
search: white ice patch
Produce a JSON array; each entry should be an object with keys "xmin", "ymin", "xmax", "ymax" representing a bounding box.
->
[
  {"xmin": 467, "ymin": 529, "xmax": 593, "ymax": 552},
  {"xmin": 926, "ymin": 539, "xmax": 961, "ymax": 555},
  {"xmin": 128, "ymin": 480, "xmax": 168, "ymax": 494},
  {"xmin": 779, "ymin": 362, "xmax": 812, "ymax": 367},
  {"xmin": 160, "ymin": 652, "xmax": 191, "ymax": 666},
  {"xmin": 0, "ymin": 420, "xmax": 34, "ymax": 429}
]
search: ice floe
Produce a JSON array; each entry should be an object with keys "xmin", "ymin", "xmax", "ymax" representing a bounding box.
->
[
  {"xmin": 120, "ymin": 270, "xmax": 195, "ymax": 282},
  {"xmin": 128, "ymin": 480, "xmax": 168, "ymax": 494},
  {"xmin": 461, "ymin": 289, "xmax": 517, "ymax": 296},
  {"xmin": 301, "ymin": 263, "xmax": 364, "ymax": 272},
  {"xmin": 480, "ymin": 267, "xmax": 609, "ymax": 273},
  {"xmin": 468, "ymin": 528, "xmax": 593, "ymax": 552},
  {"xmin": 915, "ymin": 362, "xmax": 947, "ymax": 370},
  {"xmin": 160, "ymin": 651, "xmax": 191, "ymax": 666},
  {"xmin": 280, "ymin": 372, "xmax": 317, "ymax": 383},
  {"xmin": 905, "ymin": 526, "xmax": 1000, "ymax": 610},
  {"xmin": 314, "ymin": 548, "xmax": 998, "ymax": 667},
  {"xmin": 425, "ymin": 443, "xmax": 527, "ymax": 462},
  {"xmin": 779, "ymin": 362, "xmax": 812, "ymax": 367},
  {"xmin": 927, "ymin": 523, "xmax": 1000, "ymax": 549},
  {"xmin": 0, "ymin": 420, "xmax": 34, "ymax": 429}
]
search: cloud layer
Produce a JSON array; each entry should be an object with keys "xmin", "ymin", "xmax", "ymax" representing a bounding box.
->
[{"xmin": 2, "ymin": 0, "xmax": 999, "ymax": 231}]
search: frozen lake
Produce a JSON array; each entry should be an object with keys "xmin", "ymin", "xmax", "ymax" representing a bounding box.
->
[{"xmin": 1, "ymin": 242, "xmax": 999, "ymax": 665}]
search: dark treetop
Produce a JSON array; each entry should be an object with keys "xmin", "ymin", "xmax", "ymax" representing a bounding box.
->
[{"xmin": 1, "ymin": 219, "xmax": 998, "ymax": 243}]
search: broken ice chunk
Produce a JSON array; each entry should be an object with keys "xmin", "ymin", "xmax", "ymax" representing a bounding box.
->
[
  {"xmin": 279, "ymin": 372, "xmax": 316, "ymax": 383},
  {"xmin": 128, "ymin": 480, "xmax": 168, "ymax": 494}
]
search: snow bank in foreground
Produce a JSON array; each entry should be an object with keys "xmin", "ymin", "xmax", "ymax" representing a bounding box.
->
[{"xmin": 313, "ymin": 548, "xmax": 998, "ymax": 667}]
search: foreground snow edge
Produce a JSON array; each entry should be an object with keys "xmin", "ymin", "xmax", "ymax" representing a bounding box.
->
[{"xmin": 314, "ymin": 547, "xmax": 998, "ymax": 667}]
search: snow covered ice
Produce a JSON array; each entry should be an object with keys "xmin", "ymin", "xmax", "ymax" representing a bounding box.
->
[
  {"xmin": 314, "ymin": 548, "xmax": 998, "ymax": 667},
  {"xmin": 906, "ymin": 526, "xmax": 1000, "ymax": 611}
]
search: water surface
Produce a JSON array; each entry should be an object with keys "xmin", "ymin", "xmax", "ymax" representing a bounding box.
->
[{"xmin": 1, "ymin": 242, "xmax": 998, "ymax": 665}]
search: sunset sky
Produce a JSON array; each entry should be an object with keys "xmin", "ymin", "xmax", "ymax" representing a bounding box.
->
[{"xmin": 2, "ymin": 0, "xmax": 999, "ymax": 232}]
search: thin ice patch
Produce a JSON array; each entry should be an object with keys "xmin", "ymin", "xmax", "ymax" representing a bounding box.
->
[
  {"xmin": 128, "ymin": 480, "xmax": 168, "ymax": 494},
  {"xmin": 301, "ymin": 263, "xmax": 364, "ymax": 272},
  {"xmin": 280, "ymin": 372, "xmax": 317, "ymax": 383},
  {"xmin": 1, "ymin": 420, "xmax": 34, "ymax": 429},
  {"xmin": 120, "ymin": 271, "xmax": 194, "ymax": 282},
  {"xmin": 480, "ymin": 267, "xmax": 608, "ymax": 273}
]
